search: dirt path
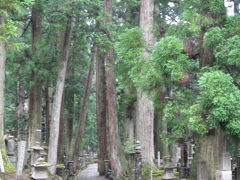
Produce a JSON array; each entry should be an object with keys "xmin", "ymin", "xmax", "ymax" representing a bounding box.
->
[{"xmin": 75, "ymin": 164, "xmax": 107, "ymax": 180}]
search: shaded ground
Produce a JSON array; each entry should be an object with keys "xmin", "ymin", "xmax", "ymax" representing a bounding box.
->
[{"xmin": 75, "ymin": 164, "xmax": 106, "ymax": 180}]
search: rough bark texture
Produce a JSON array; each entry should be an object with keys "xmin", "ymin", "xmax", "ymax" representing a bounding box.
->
[
  {"xmin": 154, "ymin": 87, "xmax": 169, "ymax": 158},
  {"xmin": 66, "ymin": 88, "xmax": 74, "ymax": 158},
  {"xmin": 48, "ymin": 15, "xmax": 73, "ymax": 174},
  {"xmin": 17, "ymin": 79, "xmax": 26, "ymax": 141},
  {"xmin": 96, "ymin": 46, "xmax": 108, "ymax": 176},
  {"xmin": 28, "ymin": 0, "xmax": 43, "ymax": 147},
  {"xmin": 136, "ymin": 0, "xmax": 155, "ymax": 165},
  {"xmin": 125, "ymin": 101, "xmax": 136, "ymax": 140},
  {"xmin": 0, "ymin": 15, "xmax": 6, "ymax": 143},
  {"xmin": 44, "ymin": 82, "xmax": 51, "ymax": 145},
  {"xmin": 57, "ymin": 95, "xmax": 65, "ymax": 163},
  {"xmin": 196, "ymin": 130, "xmax": 225, "ymax": 180},
  {"xmin": 104, "ymin": 0, "xmax": 124, "ymax": 177},
  {"xmin": 73, "ymin": 47, "xmax": 95, "ymax": 164}
]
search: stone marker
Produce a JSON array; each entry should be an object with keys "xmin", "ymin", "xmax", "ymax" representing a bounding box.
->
[
  {"xmin": 7, "ymin": 136, "xmax": 16, "ymax": 166},
  {"xmin": 16, "ymin": 141, "xmax": 26, "ymax": 180},
  {"xmin": 157, "ymin": 151, "xmax": 161, "ymax": 169}
]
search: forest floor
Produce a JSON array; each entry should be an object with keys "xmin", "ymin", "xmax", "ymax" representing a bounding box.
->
[{"xmin": 75, "ymin": 163, "xmax": 106, "ymax": 180}]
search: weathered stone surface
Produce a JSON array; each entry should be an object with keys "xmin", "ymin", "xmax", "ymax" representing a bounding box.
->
[
  {"xmin": 216, "ymin": 170, "xmax": 232, "ymax": 180},
  {"xmin": 16, "ymin": 141, "xmax": 26, "ymax": 179}
]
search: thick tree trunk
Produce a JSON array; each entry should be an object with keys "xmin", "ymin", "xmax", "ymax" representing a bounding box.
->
[
  {"xmin": 44, "ymin": 82, "xmax": 51, "ymax": 145},
  {"xmin": 155, "ymin": 87, "xmax": 169, "ymax": 158},
  {"xmin": 0, "ymin": 15, "xmax": 6, "ymax": 146},
  {"xmin": 136, "ymin": 0, "xmax": 155, "ymax": 165},
  {"xmin": 28, "ymin": 0, "xmax": 43, "ymax": 147},
  {"xmin": 104, "ymin": 0, "xmax": 124, "ymax": 177},
  {"xmin": 66, "ymin": 90, "xmax": 74, "ymax": 158},
  {"xmin": 125, "ymin": 101, "xmax": 136, "ymax": 140},
  {"xmin": 73, "ymin": 46, "xmax": 95, "ymax": 164},
  {"xmin": 48, "ymin": 15, "xmax": 73, "ymax": 174},
  {"xmin": 197, "ymin": 129, "xmax": 225, "ymax": 180},
  {"xmin": 96, "ymin": 46, "xmax": 108, "ymax": 175},
  {"xmin": 16, "ymin": 79, "xmax": 26, "ymax": 141},
  {"xmin": 57, "ymin": 95, "xmax": 65, "ymax": 163}
]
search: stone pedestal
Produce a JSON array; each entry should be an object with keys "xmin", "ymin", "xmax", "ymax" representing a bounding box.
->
[
  {"xmin": 216, "ymin": 170, "xmax": 232, "ymax": 180},
  {"xmin": 162, "ymin": 167, "xmax": 177, "ymax": 180},
  {"xmin": 31, "ymin": 157, "xmax": 50, "ymax": 180}
]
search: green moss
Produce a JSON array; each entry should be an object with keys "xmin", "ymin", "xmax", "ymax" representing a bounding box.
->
[
  {"xmin": 34, "ymin": 162, "xmax": 48, "ymax": 166},
  {"xmin": 56, "ymin": 164, "xmax": 65, "ymax": 168},
  {"xmin": 1, "ymin": 149, "xmax": 15, "ymax": 173}
]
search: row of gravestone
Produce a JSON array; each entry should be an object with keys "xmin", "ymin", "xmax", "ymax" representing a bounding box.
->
[{"xmin": 4, "ymin": 129, "xmax": 51, "ymax": 180}]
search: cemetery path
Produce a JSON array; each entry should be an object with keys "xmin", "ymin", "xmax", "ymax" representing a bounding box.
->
[{"xmin": 75, "ymin": 163, "xmax": 107, "ymax": 180}]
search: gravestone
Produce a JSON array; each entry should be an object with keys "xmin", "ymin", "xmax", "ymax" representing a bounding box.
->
[
  {"xmin": 16, "ymin": 141, "xmax": 26, "ymax": 180},
  {"xmin": 7, "ymin": 136, "xmax": 16, "ymax": 166}
]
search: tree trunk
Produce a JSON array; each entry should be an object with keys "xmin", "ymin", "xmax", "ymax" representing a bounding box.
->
[
  {"xmin": 136, "ymin": 0, "xmax": 155, "ymax": 166},
  {"xmin": 48, "ymin": 15, "xmax": 73, "ymax": 174},
  {"xmin": 66, "ymin": 88, "xmax": 74, "ymax": 158},
  {"xmin": 104, "ymin": 0, "xmax": 124, "ymax": 177},
  {"xmin": 96, "ymin": 47, "xmax": 108, "ymax": 176},
  {"xmin": 16, "ymin": 79, "xmax": 26, "ymax": 141},
  {"xmin": 155, "ymin": 87, "xmax": 169, "ymax": 158},
  {"xmin": 234, "ymin": 0, "xmax": 240, "ymax": 15},
  {"xmin": 44, "ymin": 82, "xmax": 51, "ymax": 145},
  {"xmin": 0, "ymin": 14, "xmax": 6, "ymax": 146},
  {"xmin": 57, "ymin": 95, "xmax": 65, "ymax": 163},
  {"xmin": 28, "ymin": 0, "xmax": 43, "ymax": 147},
  {"xmin": 73, "ymin": 46, "xmax": 95, "ymax": 164}
]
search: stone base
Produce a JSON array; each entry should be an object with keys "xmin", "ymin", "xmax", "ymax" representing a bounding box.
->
[{"xmin": 216, "ymin": 170, "xmax": 232, "ymax": 180}]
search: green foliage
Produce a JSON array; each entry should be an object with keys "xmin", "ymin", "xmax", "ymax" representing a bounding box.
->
[
  {"xmin": 215, "ymin": 35, "xmax": 240, "ymax": 67},
  {"xmin": 149, "ymin": 36, "xmax": 194, "ymax": 85},
  {"xmin": 204, "ymin": 27, "xmax": 224, "ymax": 49},
  {"xmin": 123, "ymin": 138, "xmax": 136, "ymax": 154},
  {"xmin": 188, "ymin": 71, "xmax": 240, "ymax": 136},
  {"xmin": 115, "ymin": 27, "xmax": 144, "ymax": 86}
]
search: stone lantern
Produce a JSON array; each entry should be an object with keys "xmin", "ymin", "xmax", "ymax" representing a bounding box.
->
[
  {"xmin": 31, "ymin": 141, "xmax": 44, "ymax": 165},
  {"xmin": 31, "ymin": 157, "xmax": 50, "ymax": 180}
]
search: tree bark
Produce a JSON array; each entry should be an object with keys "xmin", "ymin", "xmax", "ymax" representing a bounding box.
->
[
  {"xmin": 96, "ymin": 47, "xmax": 108, "ymax": 176},
  {"xmin": 136, "ymin": 0, "xmax": 155, "ymax": 165},
  {"xmin": 57, "ymin": 95, "xmax": 65, "ymax": 163},
  {"xmin": 104, "ymin": 0, "xmax": 124, "ymax": 177},
  {"xmin": 28, "ymin": 0, "xmax": 43, "ymax": 147},
  {"xmin": 16, "ymin": 78, "xmax": 26, "ymax": 141},
  {"xmin": 0, "ymin": 14, "xmax": 6, "ymax": 146},
  {"xmin": 73, "ymin": 45, "xmax": 95, "ymax": 165},
  {"xmin": 154, "ymin": 86, "xmax": 169, "ymax": 158},
  {"xmin": 48, "ymin": 15, "xmax": 73, "ymax": 174},
  {"xmin": 66, "ymin": 87, "xmax": 74, "ymax": 158}
]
